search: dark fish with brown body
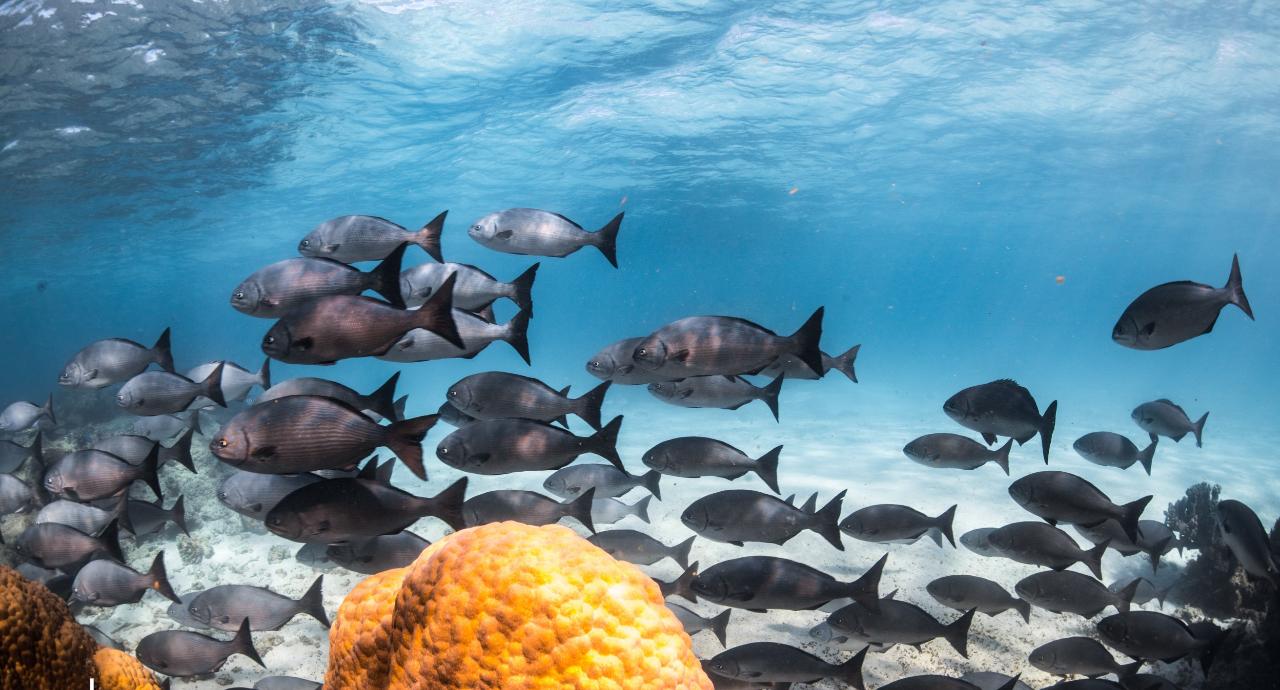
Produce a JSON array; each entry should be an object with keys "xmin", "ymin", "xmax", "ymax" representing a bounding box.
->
[
  {"xmin": 43, "ymin": 445, "xmax": 161, "ymax": 502},
  {"xmin": 468, "ymin": 208, "xmax": 623, "ymax": 267},
  {"xmin": 14, "ymin": 520, "xmax": 123, "ymax": 570},
  {"xmin": 326, "ymin": 531, "xmax": 430, "ymax": 574},
  {"xmin": 705, "ymin": 643, "xmax": 866, "ymax": 687},
  {"xmin": 759, "ymin": 343, "xmax": 860, "ymax": 383},
  {"xmin": 137, "ymin": 618, "xmax": 264, "ymax": 677},
  {"xmin": 462, "ymin": 488, "xmax": 595, "ymax": 533},
  {"xmin": 93, "ymin": 429, "xmax": 197, "ymax": 473},
  {"xmin": 71, "ymin": 551, "xmax": 180, "ymax": 606},
  {"xmin": 1112, "ymin": 254, "xmax": 1252, "ymax": 350},
  {"xmin": 1073, "ymin": 432, "xmax": 1157, "ymax": 475},
  {"xmin": 129, "ymin": 496, "xmax": 188, "ymax": 536},
  {"xmin": 117, "ymin": 365, "xmax": 226, "ymax": 416},
  {"xmin": 840, "ymin": 504, "xmax": 957, "ymax": 548},
  {"xmin": 668, "ymin": 602, "xmax": 731, "ymax": 646},
  {"xmin": 588, "ymin": 530, "xmax": 694, "ymax": 567},
  {"xmin": 265, "ymin": 477, "xmax": 468, "ymax": 543},
  {"xmin": 187, "ymin": 575, "xmax": 329, "ymax": 631},
  {"xmin": 59, "ymin": 328, "xmax": 174, "ymax": 389},
  {"xmin": 903, "ymin": 434, "xmax": 1013, "ymax": 475},
  {"xmin": 401, "ymin": 261, "xmax": 538, "ymax": 315},
  {"xmin": 447, "ymin": 372, "xmax": 610, "ymax": 429},
  {"xmin": 0, "ymin": 434, "xmax": 40, "ymax": 473},
  {"xmin": 1131, "ymin": 400, "xmax": 1207, "ymax": 447},
  {"xmin": 642, "ymin": 436, "xmax": 781, "ymax": 494},
  {"xmin": 1009, "ymin": 471, "xmax": 1152, "ymax": 543},
  {"xmin": 648, "ymin": 375, "xmax": 784, "ymax": 421},
  {"xmin": 693, "ymin": 554, "xmax": 885, "ymax": 612},
  {"xmin": 987, "ymin": 522, "xmax": 1108, "ymax": 578},
  {"xmin": 299, "ymin": 211, "xmax": 445, "ymax": 263},
  {"xmin": 0, "ymin": 473, "xmax": 36, "ymax": 515},
  {"xmin": 1074, "ymin": 519, "xmax": 1178, "ymax": 573},
  {"xmin": 1016, "ymin": 570, "xmax": 1140, "ymax": 618},
  {"xmin": 232, "ymin": 245, "xmax": 406, "ymax": 318},
  {"xmin": 943, "ymin": 379, "xmax": 1057, "ymax": 462},
  {"xmin": 585, "ymin": 337, "xmax": 672, "ymax": 385},
  {"xmin": 826, "ymin": 592, "xmax": 975, "ymax": 658},
  {"xmin": 682, "ymin": 489, "xmax": 845, "ymax": 549},
  {"xmin": 436, "ymin": 417, "xmax": 624, "ymax": 475},
  {"xmin": 1096, "ymin": 612, "xmax": 1224, "ymax": 671},
  {"xmin": 261, "ymin": 277, "xmax": 461, "ymax": 364},
  {"xmin": 927, "ymin": 575, "xmax": 1031, "ymax": 622},
  {"xmin": 633, "ymin": 310, "xmax": 825, "ymax": 380},
  {"xmin": 1030, "ymin": 637, "xmax": 1143, "ymax": 678},
  {"xmin": 1216, "ymin": 499, "xmax": 1279, "ymax": 586},
  {"xmin": 543, "ymin": 463, "xmax": 660, "ymax": 500},
  {"xmin": 259, "ymin": 372, "xmax": 402, "ymax": 422},
  {"xmin": 378, "ymin": 307, "xmax": 530, "ymax": 365},
  {"xmin": 210, "ymin": 395, "xmax": 437, "ymax": 479},
  {"xmin": 218, "ymin": 471, "xmax": 322, "ymax": 520}
]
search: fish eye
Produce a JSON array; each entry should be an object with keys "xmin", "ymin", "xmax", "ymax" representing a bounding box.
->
[
  {"xmin": 301, "ymin": 239, "xmax": 310, "ymax": 247},
  {"xmin": 471, "ymin": 224, "xmax": 481, "ymax": 231},
  {"xmin": 264, "ymin": 335, "xmax": 275, "ymax": 345},
  {"xmin": 268, "ymin": 517, "xmax": 282, "ymax": 527},
  {"xmin": 234, "ymin": 291, "xmax": 245, "ymax": 299},
  {"xmin": 440, "ymin": 447, "xmax": 449, "ymax": 455},
  {"xmin": 216, "ymin": 491, "xmax": 227, "ymax": 501},
  {"xmin": 637, "ymin": 348, "xmax": 647, "ymax": 356},
  {"xmin": 448, "ymin": 390, "xmax": 458, "ymax": 397},
  {"xmin": 217, "ymin": 438, "xmax": 228, "ymax": 448}
]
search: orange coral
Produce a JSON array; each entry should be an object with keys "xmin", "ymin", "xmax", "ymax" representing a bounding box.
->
[
  {"xmin": 325, "ymin": 522, "xmax": 712, "ymax": 690},
  {"xmin": 94, "ymin": 648, "xmax": 165, "ymax": 690}
]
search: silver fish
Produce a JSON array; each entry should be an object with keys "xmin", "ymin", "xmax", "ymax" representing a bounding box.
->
[
  {"xmin": 1112, "ymin": 254, "xmax": 1252, "ymax": 350},
  {"xmin": 128, "ymin": 496, "xmax": 188, "ymax": 536},
  {"xmin": 299, "ymin": 211, "xmax": 445, "ymax": 263},
  {"xmin": 587, "ymin": 530, "xmax": 694, "ymax": 568},
  {"xmin": 185, "ymin": 359, "xmax": 270, "ymax": 406},
  {"xmin": 93, "ymin": 429, "xmax": 197, "ymax": 473},
  {"xmin": 543, "ymin": 463, "xmax": 660, "ymax": 499},
  {"xmin": 1131, "ymin": 400, "xmax": 1207, "ymax": 447},
  {"xmin": 667, "ymin": 602, "xmax": 731, "ymax": 647},
  {"xmin": 987, "ymin": 522, "xmax": 1108, "ymax": 578},
  {"xmin": 259, "ymin": 372, "xmax": 402, "ymax": 422},
  {"xmin": 35, "ymin": 498, "xmax": 128, "ymax": 536},
  {"xmin": 218, "ymin": 470, "xmax": 322, "ymax": 520},
  {"xmin": 14, "ymin": 520, "xmax": 124, "ymax": 570},
  {"xmin": 1074, "ymin": 432, "xmax": 1158, "ymax": 475},
  {"xmin": 0, "ymin": 473, "xmax": 36, "ymax": 515},
  {"xmin": 759, "ymin": 343, "xmax": 860, "ymax": 383},
  {"xmin": 0, "ymin": 395, "xmax": 56, "ymax": 433},
  {"xmin": 592, "ymin": 496, "xmax": 651, "ymax": 525},
  {"xmin": 401, "ymin": 261, "xmax": 537, "ymax": 314},
  {"xmin": 132, "ymin": 409, "xmax": 202, "ymax": 441},
  {"xmin": 648, "ymin": 375, "xmax": 784, "ymax": 421},
  {"xmin": 585, "ymin": 337, "xmax": 672, "ymax": 385},
  {"xmin": 59, "ymin": 328, "xmax": 173, "ymax": 388},
  {"xmin": 71, "ymin": 551, "xmax": 180, "ymax": 607},
  {"xmin": 186, "ymin": 575, "xmax": 329, "ymax": 631},
  {"xmin": 468, "ymin": 208, "xmax": 623, "ymax": 266},
  {"xmin": 378, "ymin": 308, "xmax": 529, "ymax": 364},
  {"xmin": 0, "ymin": 433, "xmax": 40, "ymax": 473},
  {"xmin": 326, "ymin": 531, "xmax": 430, "ymax": 574},
  {"xmin": 634, "ymin": 310, "xmax": 824, "ymax": 379},
  {"xmin": 960, "ymin": 528, "xmax": 1003, "ymax": 558},
  {"xmin": 117, "ymin": 364, "xmax": 226, "ymax": 416},
  {"xmin": 43, "ymin": 446, "xmax": 161, "ymax": 502}
]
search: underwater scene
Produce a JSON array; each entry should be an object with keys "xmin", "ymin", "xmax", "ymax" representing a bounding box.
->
[{"xmin": 1, "ymin": 1, "xmax": 1278, "ymax": 689}]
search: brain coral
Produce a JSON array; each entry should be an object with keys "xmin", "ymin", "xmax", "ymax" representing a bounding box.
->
[{"xmin": 325, "ymin": 521, "xmax": 712, "ymax": 690}]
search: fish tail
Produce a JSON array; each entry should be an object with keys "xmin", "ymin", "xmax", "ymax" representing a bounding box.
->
[
  {"xmin": 170, "ymin": 427, "xmax": 197, "ymax": 473},
  {"xmin": 503, "ymin": 308, "xmax": 532, "ymax": 365},
  {"xmin": 147, "ymin": 551, "xmax": 182, "ymax": 604},
  {"xmin": 1148, "ymin": 535, "xmax": 1174, "ymax": 575},
  {"xmin": 392, "ymin": 395, "xmax": 409, "ymax": 423},
  {"xmin": 1083, "ymin": 539, "xmax": 1109, "ymax": 579},
  {"xmin": 631, "ymin": 495, "xmax": 653, "ymax": 524},
  {"xmin": 587, "ymin": 415, "xmax": 624, "ymax": 472},
  {"xmin": 1138, "ymin": 437, "xmax": 1157, "ymax": 475},
  {"xmin": 371, "ymin": 242, "xmax": 408, "ymax": 308},
  {"xmin": 151, "ymin": 327, "xmax": 174, "ymax": 373},
  {"xmin": 709, "ymin": 608, "xmax": 732, "ymax": 648},
  {"xmin": 639, "ymin": 468, "xmax": 662, "ymax": 500},
  {"xmin": 186, "ymin": 408, "xmax": 203, "ymax": 436},
  {"xmin": 992, "ymin": 438, "xmax": 1013, "ymax": 476},
  {"xmin": 1192, "ymin": 411, "xmax": 1209, "ymax": 448},
  {"xmin": 138, "ymin": 443, "xmax": 163, "ymax": 500},
  {"xmin": 943, "ymin": 608, "xmax": 976, "ymax": 658},
  {"xmin": 1116, "ymin": 578, "xmax": 1142, "ymax": 614},
  {"xmin": 660, "ymin": 561, "xmax": 699, "ymax": 603},
  {"xmin": 832, "ymin": 343, "xmax": 860, "ymax": 383},
  {"xmin": 375, "ymin": 457, "xmax": 396, "ymax": 484},
  {"xmin": 232, "ymin": 618, "xmax": 266, "ymax": 668},
  {"xmin": 1118, "ymin": 659, "xmax": 1144, "ymax": 678},
  {"xmin": 574, "ymin": 380, "xmax": 611, "ymax": 431},
  {"xmin": 200, "ymin": 362, "xmax": 228, "ymax": 408},
  {"xmin": 1118, "ymin": 495, "xmax": 1152, "ymax": 544},
  {"xmin": 836, "ymin": 647, "xmax": 868, "ymax": 690},
  {"xmin": 415, "ymin": 272, "xmax": 463, "ymax": 348},
  {"xmin": 101, "ymin": 519, "xmax": 125, "ymax": 563},
  {"xmin": 42, "ymin": 393, "xmax": 56, "ymax": 427},
  {"xmin": 1038, "ymin": 400, "xmax": 1058, "ymax": 464},
  {"xmin": 168, "ymin": 495, "xmax": 188, "ymax": 536},
  {"xmin": 787, "ymin": 306, "xmax": 826, "ymax": 377},
  {"xmin": 754, "ymin": 445, "xmax": 783, "ymax": 494},
  {"xmin": 112, "ymin": 494, "xmax": 134, "ymax": 536},
  {"xmin": 760, "ymin": 374, "xmax": 784, "ymax": 422},
  {"xmin": 845, "ymin": 553, "xmax": 887, "ymax": 613},
  {"xmin": 1198, "ymin": 624, "xmax": 1228, "ymax": 674},
  {"xmin": 364, "ymin": 372, "xmax": 401, "ymax": 422},
  {"xmin": 422, "ymin": 477, "xmax": 469, "ymax": 533},
  {"xmin": 565, "ymin": 487, "xmax": 596, "ymax": 534},
  {"xmin": 1014, "ymin": 598, "xmax": 1032, "ymax": 623},
  {"xmin": 813, "ymin": 489, "xmax": 846, "ymax": 550},
  {"xmin": 670, "ymin": 535, "xmax": 696, "ymax": 569},
  {"xmin": 592, "ymin": 212, "xmax": 624, "ymax": 268},
  {"xmin": 300, "ymin": 574, "xmax": 331, "ymax": 627},
  {"xmin": 386, "ymin": 413, "xmax": 438, "ymax": 480},
  {"xmin": 255, "ymin": 357, "xmax": 271, "ymax": 392},
  {"xmin": 415, "ymin": 210, "xmax": 447, "ymax": 263},
  {"xmin": 1225, "ymin": 253, "xmax": 1254, "ymax": 319},
  {"xmin": 935, "ymin": 504, "xmax": 958, "ymax": 548},
  {"xmin": 510, "ymin": 262, "xmax": 539, "ymax": 317},
  {"xmin": 994, "ymin": 675, "xmax": 1024, "ymax": 690}
]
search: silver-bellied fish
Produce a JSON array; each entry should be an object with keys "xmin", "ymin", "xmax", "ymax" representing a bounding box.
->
[
  {"xmin": 401, "ymin": 261, "xmax": 537, "ymax": 315},
  {"xmin": 232, "ymin": 245, "xmax": 406, "ymax": 317},
  {"xmin": 59, "ymin": 328, "xmax": 174, "ymax": 388},
  {"xmin": 633, "ymin": 310, "xmax": 824, "ymax": 380},
  {"xmin": 299, "ymin": 211, "xmax": 446, "ymax": 263},
  {"xmin": 468, "ymin": 209, "xmax": 623, "ymax": 267}
]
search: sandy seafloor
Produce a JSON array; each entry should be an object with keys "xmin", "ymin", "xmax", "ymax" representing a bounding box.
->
[{"xmin": 4, "ymin": 381, "xmax": 1277, "ymax": 690}]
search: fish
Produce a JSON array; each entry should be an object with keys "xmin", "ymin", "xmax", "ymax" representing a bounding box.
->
[
  {"xmin": 0, "ymin": 473, "xmax": 36, "ymax": 515},
  {"xmin": 0, "ymin": 395, "xmax": 56, "ymax": 433},
  {"xmin": 1108, "ymin": 578, "xmax": 1170, "ymax": 608},
  {"xmin": 642, "ymin": 437, "xmax": 781, "ymax": 494},
  {"xmin": 132, "ymin": 410, "xmax": 202, "ymax": 441},
  {"xmin": 633, "ymin": 310, "xmax": 824, "ymax": 379},
  {"xmin": 808, "ymin": 615, "xmax": 897, "ymax": 654},
  {"xmin": 1074, "ymin": 519, "xmax": 1178, "ymax": 573},
  {"xmin": 960, "ymin": 673, "xmax": 1035, "ymax": 690},
  {"xmin": 1041, "ymin": 680, "xmax": 1125, "ymax": 690},
  {"xmin": 960, "ymin": 528, "xmax": 1003, "ymax": 558},
  {"xmin": 468, "ymin": 208, "xmax": 624, "ymax": 267},
  {"xmin": 447, "ymin": 372, "xmax": 610, "ymax": 429},
  {"xmin": 299, "ymin": 211, "xmax": 446, "ymax": 263},
  {"xmin": 667, "ymin": 602, "xmax": 731, "ymax": 646},
  {"xmin": 657, "ymin": 562, "xmax": 700, "ymax": 602},
  {"xmin": 14, "ymin": 520, "xmax": 123, "ymax": 570},
  {"xmin": 543, "ymin": 463, "xmax": 660, "ymax": 500},
  {"xmin": 326, "ymin": 531, "xmax": 430, "ymax": 574},
  {"xmin": 987, "ymin": 522, "xmax": 1109, "ymax": 578},
  {"xmin": 59, "ymin": 328, "xmax": 174, "ymax": 388},
  {"xmin": 294, "ymin": 543, "xmax": 336, "ymax": 571},
  {"xmin": 259, "ymin": 372, "xmax": 402, "ymax": 422},
  {"xmin": 1112, "ymin": 254, "xmax": 1253, "ymax": 350},
  {"xmin": 839, "ymin": 504, "xmax": 957, "ymax": 548},
  {"xmin": 682, "ymin": 489, "xmax": 845, "ymax": 549},
  {"xmin": 117, "ymin": 365, "xmax": 227, "ymax": 416},
  {"xmin": 218, "ymin": 471, "xmax": 322, "ymax": 520},
  {"xmin": 0, "ymin": 433, "xmax": 40, "ymax": 473},
  {"xmin": 647, "ymin": 375, "xmax": 784, "ymax": 421},
  {"xmin": 592, "ymin": 496, "xmax": 652, "ymax": 525},
  {"xmin": 377, "ymin": 307, "xmax": 529, "ymax": 365},
  {"xmin": 231, "ymin": 245, "xmax": 406, "ymax": 317},
  {"xmin": 265, "ymin": 476, "xmax": 468, "ymax": 543},
  {"xmin": 1073, "ymin": 433, "xmax": 1158, "ymax": 475},
  {"xmin": 253, "ymin": 678, "xmax": 323, "ymax": 690},
  {"xmin": 700, "ymin": 660, "xmax": 792, "ymax": 690},
  {"xmin": 585, "ymin": 337, "xmax": 672, "ymax": 385},
  {"xmin": 1030, "ymin": 636, "xmax": 1143, "ymax": 678},
  {"xmin": 186, "ymin": 575, "xmax": 329, "ymax": 631},
  {"xmin": 704, "ymin": 643, "xmax": 866, "ymax": 687},
  {"xmin": 128, "ymin": 496, "xmax": 188, "ymax": 537},
  {"xmin": 693, "ymin": 554, "xmax": 885, "ymax": 612},
  {"xmin": 185, "ymin": 359, "xmax": 271, "ymax": 406},
  {"xmin": 881, "ymin": 676, "xmax": 1023, "ymax": 690},
  {"xmin": 587, "ymin": 530, "xmax": 694, "ymax": 568},
  {"xmin": 401, "ymin": 261, "xmax": 538, "ymax": 315},
  {"xmin": 758, "ymin": 343, "xmax": 860, "ymax": 383},
  {"xmin": 926, "ymin": 575, "xmax": 1031, "ymax": 623},
  {"xmin": 943, "ymin": 379, "xmax": 1057, "ymax": 462},
  {"xmin": 136, "ymin": 618, "xmax": 264, "ymax": 677},
  {"xmin": 826, "ymin": 592, "xmax": 975, "ymax": 658},
  {"xmin": 16, "ymin": 563, "xmax": 72, "ymax": 599},
  {"xmin": 462, "ymin": 488, "xmax": 596, "ymax": 533},
  {"xmin": 36, "ymin": 498, "xmax": 128, "ymax": 536},
  {"xmin": 43, "ymin": 445, "xmax": 161, "ymax": 502},
  {"xmin": 70, "ymin": 551, "xmax": 180, "ymax": 606},
  {"xmin": 1131, "ymin": 400, "xmax": 1207, "ymax": 447},
  {"xmin": 1015, "ymin": 570, "xmax": 1140, "ymax": 618},
  {"xmin": 261, "ymin": 278, "xmax": 461, "ymax": 364},
  {"xmin": 1008, "ymin": 471, "xmax": 1152, "ymax": 542},
  {"xmin": 1118, "ymin": 675, "xmax": 1182, "ymax": 690},
  {"xmin": 436, "ymin": 417, "xmax": 624, "ymax": 475},
  {"xmin": 84, "ymin": 625, "xmax": 125, "ymax": 651},
  {"xmin": 1096, "ymin": 612, "xmax": 1224, "ymax": 671},
  {"xmin": 1216, "ymin": 499, "xmax": 1279, "ymax": 586},
  {"xmin": 902, "ymin": 434, "xmax": 1012, "ymax": 475},
  {"xmin": 93, "ymin": 429, "xmax": 197, "ymax": 473},
  {"xmin": 210, "ymin": 395, "xmax": 438, "ymax": 479}
]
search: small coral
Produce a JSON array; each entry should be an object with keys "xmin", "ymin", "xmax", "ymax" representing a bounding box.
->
[{"xmin": 94, "ymin": 648, "xmax": 165, "ymax": 690}]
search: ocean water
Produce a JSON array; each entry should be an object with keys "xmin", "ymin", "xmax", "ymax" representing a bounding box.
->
[{"xmin": 1, "ymin": 0, "xmax": 1278, "ymax": 688}]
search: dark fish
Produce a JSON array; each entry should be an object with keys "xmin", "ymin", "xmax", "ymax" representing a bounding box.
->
[
  {"xmin": 759, "ymin": 343, "xmax": 860, "ymax": 383},
  {"xmin": 36, "ymin": 498, "xmax": 128, "ymax": 536},
  {"xmin": 447, "ymin": 372, "xmax": 610, "ymax": 429},
  {"xmin": 1015, "ymin": 570, "xmax": 1139, "ymax": 618},
  {"xmin": 118, "ymin": 365, "xmax": 227, "ymax": 416},
  {"xmin": 1112, "ymin": 254, "xmax": 1252, "ymax": 350},
  {"xmin": 71, "ymin": 551, "xmax": 179, "ymax": 606},
  {"xmin": 1074, "ymin": 519, "xmax": 1178, "ymax": 573},
  {"xmin": 1009, "ymin": 471, "xmax": 1151, "ymax": 542},
  {"xmin": 94, "ymin": 428, "xmax": 197, "ymax": 473},
  {"xmin": 902, "ymin": 434, "xmax": 1012, "ymax": 475},
  {"xmin": 210, "ymin": 395, "xmax": 437, "ymax": 479},
  {"xmin": 266, "ymin": 477, "xmax": 468, "ymax": 543},
  {"xmin": 543, "ymin": 463, "xmax": 660, "ymax": 500},
  {"xmin": 437, "ymin": 401, "xmax": 478, "ymax": 428},
  {"xmin": 16, "ymin": 563, "xmax": 72, "ymax": 599},
  {"xmin": 462, "ymin": 488, "xmax": 595, "ymax": 533},
  {"xmin": 259, "ymin": 372, "xmax": 402, "ymax": 422},
  {"xmin": 960, "ymin": 673, "xmax": 1035, "ymax": 690},
  {"xmin": 299, "ymin": 211, "xmax": 445, "ymax": 263},
  {"xmin": 186, "ymin": 359, "xmax": 271, "ymax": 406},
  {"xmin": 378, "ymin": 307, "xmax": 530, "ymax": 365},
  {"xmin": 1074, "ymin": 433, "xmax": 1157, "ymax": 475},
  {"xmin": 43, "ymin": 445, "xmax": 161, "ymax": 502},
  {"xmin": 0, "ymin": 433, "xmax": 40, "ymax": 473},
  {"xmin": 682, "ymin": 489, "xmax": 844, "ymax": 549},
  {"xmin": 1042, "ymin": 682, "xmax": 1125, "ymax": 690},
  {"xmin": 1131, "ymin": 400, "xmax": 1207, "ymax": 447},
  {"xmin": 294, "ymin": 543, "xmax": 336, "ymax": 571},
  {"xmin": 588, "ymin": 530, "xmax": 694, "ymax": 567},
  {"xmin": 59, "ymin": 328, "xmax": 174, "ymax": 388},
  {"xmin": 648, "ymin": 375, "xmax": 784, "ymax": 421},
  {"xmin": 593, "ymin": 495, "xmax": 652, "ymax": 525},
  {"xmin": 705, "ymin": 643, "xmax": 866, "ymax": 687},
  {"xmin": 881, "ymin": 676, "xmax": 1023, "ymax": 690},
  {"xmin": 232, "ymin": 246, "xmax": 406, "ymax": 317},
  {"xmin": 1031, "ymin": 636, "xmax": 1143, "ymax": 678},
  {"xmin": 693, "ymin": 554, "xmax": 885, "ymax": 612},
  {"xmin": 987, "ymin": 522, "xmax": 1108, "ymax": 578},
  {"xmin": 261, "ymin": 278, "xmax": 461, "ymax": 364},
  {"xmin": 1097, "ymin": 612, "xmax": 1224, "ymax": 670},
  {"xmin": 1216, "ymin": 499, "xmax": 1279, "ymax": 585},
  {"xmin": 14, "ymin": 519, "xmax": 123, "ymax": 570},
  {"xmin": 959, "ymin": 528, "xmax": 1003, "ymax": 558},
  {"xmin": 839, "ymin": 504, "xmax": 957, "ymax": 548},
  {"xmin": 943, "ymin": 379, "xmax": 1057, "ymax": 462},
  {"xmin": 0, "ymin": 395, "xmax": 56, "ymax": 433},
  {"xmin": 132, "ymin": 409, "xmax": 202, "ymax": 442},
  {"xmin": 808, "ymin": 611, "xmax": 897, "ymax": 653},
  {"xmin": 137, "ymin": 618, "xmax": 264, "ymax": 677},
  {"xmin": 468, "ymin": 208, "xmax": 623, "ymax": 267},
  {"xmin": 187, "ymin": 575, "xmax": 329, "ymax": 631},
  {"xmin": 642, "ymin": 437, "xmax": 781, "ymax": 494},
  {"xmin": 436, "ymin": 417, "xmax": 623, "ymax": 475},
  {"xmin": 826, "ymin": 592, "xmax": 975, "ymax": 658},
  {"xmin": 585, "ymin": 337, "xmax": 672, "ymax": 385},
  {"xmin": 667, "ymin": 602, "xmax": 731, "ymax": 646},
  {"xmin": 1108, "ymin": 578, "xmax": 1170, "ymax": 608},
  {"xmin": 129, "ymin": 496, "xmax": 188, "ymax": 536},
  {"xmin": 253, "ymin": 677, "xmax": 323, "ymax": 690},
  {"xmin": 633, "ymin": 310, "xmax": 824, "ymax": 379},
  {"xmin": 1118, "ymin": 674, "xmax": 1182, "ymax": 690},
  {"xmin": 326, "ymin": 531, "xmax": 430, "ymax": 574},
  {"xmin": 701, "ymin": 660, "xmax": 792, "ymax": 690},
  {"xmin": 401, "ymin": 261, "xmax": 537, "ymax": 315},
  {"xmin": 927, "ymin": 574, "xmax": 1031, "ymax": 622},
  {"xmin": 0, "ymin": 473, "xmax": 36, "ymax": 515},
  {"xmin": 657, "ymin": 561, "xmax": 700, "ymax": 602},
  {"xmin": 219, "ymin": 471, "xmax": 322, "ymax": 520}
]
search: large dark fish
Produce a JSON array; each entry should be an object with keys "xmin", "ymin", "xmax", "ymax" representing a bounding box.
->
[
  {"xmin": 1016, "ymin": 570, "xmax": 1140, "ymax": 618},
  {"xmin": 682, "ymin": 489, "xmax": 844, "ymax": 549},
  {"xmin": 259, "ymin": 372, "xmax": 402, "ymax": 422},
  {"xmin": 0, "ymin": 433, "xmax": 40, "ymax": 473},
  {"xmin": 299, "ymin": 211, "xmax": 445, "ymax": 263},
  {"xmin": 129, "ymin": 496, "xmax": 188, "ymax": 537},
  {"xmin": 266, "ymin": 477, "xmax": 468, "ymax": 543},
  {"xmin": 1216, "ymin": 499, "xmax": 1279, "ymax": 586},
  {"xmin": 43, "ymin": 445, "xmax": 161, "ymax": 502},
  {"xmin": 462, "ymin": 488, "xmax": 595, "ymax": 533},
  {"xmin": 137, "ymin": 618, "xmax": 264, "ymax": 677},
  {"xmin": 585, "ymin": 337, "xmax": 671, "ymax": 385},
  {"xmin": 210, "ymin": 395, "xmax": 437, "ymax": 479},
  {"xmin": 117, "ymin": 365, "xmax": 226, "ymax": 416},
  {"xmin": 1008, "ymin": 471, "xmax": 1151, "ymax": 542},
  {"xmin": 1073, "ymin": 432, "xmax": 1157, "ymax": 475},
  {"xmin": 447, "ymin": 372, "xmax": 610, "ymax": 429},
  {"xmin": 1131, "ymin": 400, "xmax": 1207, "ymax": 447},
  {"xmin": 642, "ymin": 437, "xmax": 781, "ymax": 494},
  {"xmin": 401, "ymin": 261, "xmax": 537, "ymax": 315},
  {"xmin": 943, "ymin": 379, "xmax": 1057, "ymax": 462},
  {"xmin": 261, "ymin": 277, "xmax": 460, "ymax": 364},
  {"xmin": 1096, "ymin": 612, "xmax": 1224, "ymax": 671},
  {"xmin": 839, "ymin": 504, "xmax": 957, "ymax": 548},
  {"xmin": 59, "ymin": 328, "xmax": 174, "ymax": 388},
  {"xmin": 93, "ymin": 429, "xmax": 196, "ymax": 473},
  {"xmin": 926, "ymin": 575, "xmax": 1030, "ymax": 623},
  {"xmin": 218, "ymin": 471, "xmax": 322, "ymax": 520},
  {"xmin": 1074, "ymin": 519, "xmax": 1178, "ymax": 573},
  {"xmin": 468, "ymin": 208, "xmax": 624, "ymax": 267},
  {"xmin": 14, "ymin": 520, "xmax": 123, "ymax": 570},
  {"xmin": 700, "ymin": 660, "xmax": 792, "ymax": 690},
  {"xmin": 0, "ymin": 396, "xmax": 56, "ymax": 433},
  {"xmin": 759, "ymin": 343, "xmax": 860, "ymax": 383},
  {"xmin": 1030, "ymin": 636, "xmax": 1143, "ymax": 678},
  {"xmin": 543, "ymin": 463, "xmax": 660, "ymax": 500},
  {"xmin": 903, "ymin": 434, "xmax": 1012, "ymax": 475},
  {"xmin": 648, "ymin": 375, "xmax": 784, "ymax": 421},
  {"xmin": 633, "ymin": 310, "xmax": 824, "ymax": 379},
  {"xmin": 436, "ymin": 417, "xmax": 623, "ymax": 475},
  {"xmin": 668, "ymin": 602, "xmax": 731, "ymax": 647},
  {"xmin": 705, "ymin": 643, "xmax": 866, "ymax": 687},
  {"xmin": 378, "ymin": 307, "xmax": 529, "ymax": 365},
  {"xmin": 71, "ymin": 551, "xmax": 179, "ymax": 606},
  {"xmin": 326, "ymin": 531, "xmax": 430, "ymax": 574},
  {"xmin": 0, "ymin": 473, "xmax": 37, "ymax": 515},
  {"xmin": 187, "ymin": 575, "xmax": 329, "ymax": 631},
  {"xmin": 694, "ymin": 555, "xmax": 885, "ymax": 612},
  {"xmin": 232, "ymin": 245, "xmax": 406, "ymax": 317},
  {"xmin": 1112, "ymin": 254, "xmax": 1253, "ymax": 350},
  {"xmin": 185, "ymin": 359, "xmax": 271, "ymax": 407},
  {"xmin": 987, "ymin": 522, "xmax": 1108, "ymax": 578},
  {"xmin": 588, "ymin": 530, "xmax": 694, "ymax": 568},
  {"xmin": 826, "ymin": 592, "xmax": 975, "ymax": 658}
]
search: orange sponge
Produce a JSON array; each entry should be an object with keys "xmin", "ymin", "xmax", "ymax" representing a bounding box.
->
[{"xmin": 94, "ymin": 648, "xmax": 165, "ymax": 690}]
